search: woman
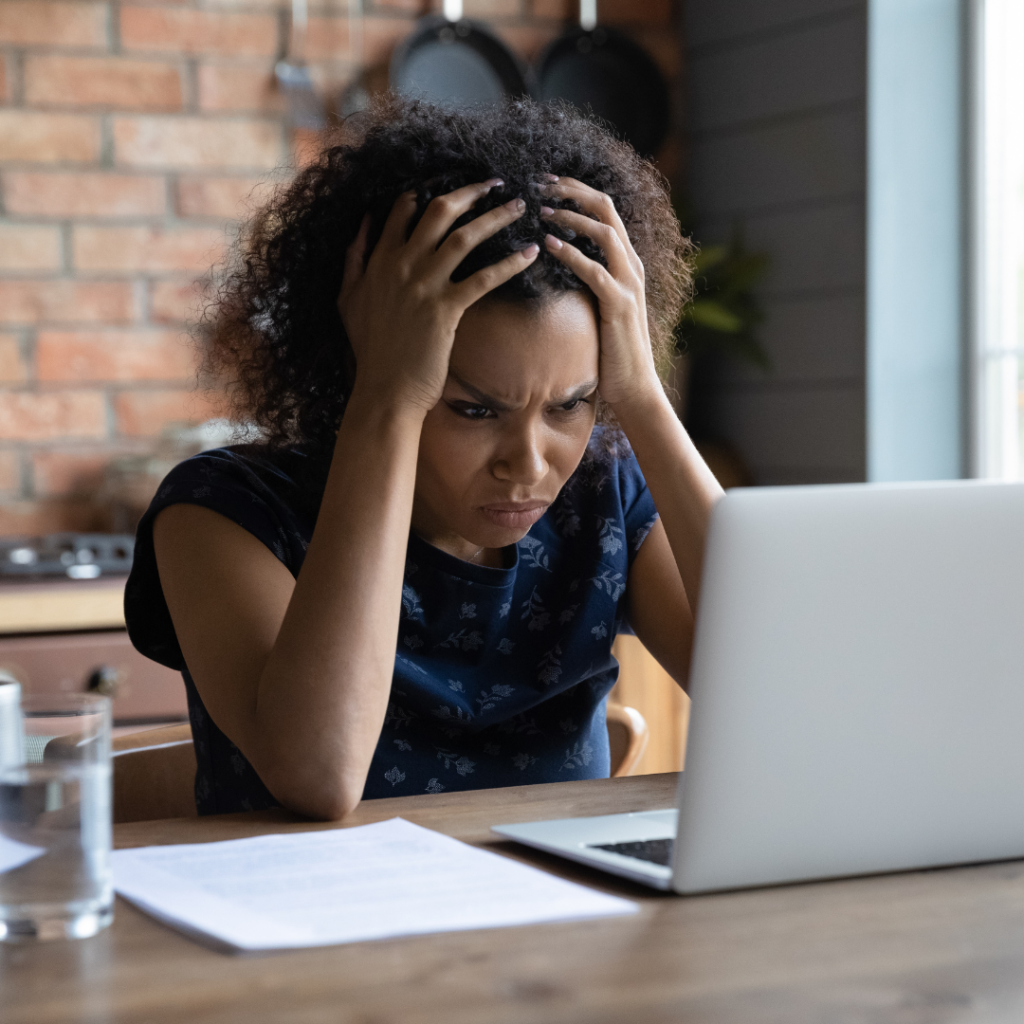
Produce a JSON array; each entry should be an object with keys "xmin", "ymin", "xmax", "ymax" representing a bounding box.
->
[{"xmin": 126, "ymin": 98, "xmax": 723, "ymax": 819}]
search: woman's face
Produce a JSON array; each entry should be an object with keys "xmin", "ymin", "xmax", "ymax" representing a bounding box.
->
[{"xmin": 413, "ymin": 292, "xmax": 600, "ymax": 562}]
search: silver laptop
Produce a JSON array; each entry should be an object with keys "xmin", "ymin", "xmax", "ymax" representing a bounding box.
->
[{"xmin": 493, "ymin": 480, "xmax": 1024, "ymax": 894}]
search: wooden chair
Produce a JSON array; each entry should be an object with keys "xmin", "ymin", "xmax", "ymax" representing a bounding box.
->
[
  {"xmin": 110, "ymin": 703, "xmax": 651, "ymax": 824},
  {"xmin": 112, "ymin": 723, "xmax": 197, "ymax": 824},
  {"xmin": 606, "ymin": 703, "xmax": 649, "ymax": 777}
]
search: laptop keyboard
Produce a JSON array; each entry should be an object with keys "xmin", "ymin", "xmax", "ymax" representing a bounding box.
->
[{"xmin": 589, "ymin": 838, "xmax": 674, "ymax": 867}]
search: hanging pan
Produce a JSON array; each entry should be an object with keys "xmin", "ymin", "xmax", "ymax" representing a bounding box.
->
[
  {"xmin": 389, "ymin": 0, "xmax": 530, "ymax": 108},
  {"xmin": 536, "ymin": 0, "xmax": 669, "ymax": 157}
]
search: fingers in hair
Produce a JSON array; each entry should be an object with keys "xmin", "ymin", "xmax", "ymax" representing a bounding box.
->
[
  {"xmin": 378, "ymin": 190, "xmax": 419, "ymax": 250},
  {"xmin": 453, "ymin": 243, "xmax": 540, "ymax": 306},
  {"xmin": 541, "ymin": 207, "xmax": 634, "ymax": 279},
  {"xmin": 544, "ymin": 233, "xmax": 615, "ymax": 295},
  {"xmin": 409, "ymin": 179, "xmax": 505, "ymax": 256},
  {"xmin": 429, "ymin": 197, "xmax": 528, "ymax": 284}
]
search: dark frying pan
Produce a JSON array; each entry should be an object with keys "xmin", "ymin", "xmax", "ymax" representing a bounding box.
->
[
  {"xmin": 390, "ymin": 0, "xmax": 530, "ymax": 108},
  {"xmin": 536, "ymin": 0, "xmax": 670, "ymax": 157}
]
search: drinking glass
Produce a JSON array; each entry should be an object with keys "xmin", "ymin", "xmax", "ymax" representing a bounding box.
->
[
  {"xmin": 0, "ymin": 674, "xmax": 21, "ymax": 772},
  {"xmin": 0, "ymin": 691, "xmax": 113, "ymax": 941}
]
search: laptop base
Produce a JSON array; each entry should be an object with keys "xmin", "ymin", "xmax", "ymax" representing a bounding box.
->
[{"xmin": 492, "ymin": 809, "xmax": 677, "ymax": 890}]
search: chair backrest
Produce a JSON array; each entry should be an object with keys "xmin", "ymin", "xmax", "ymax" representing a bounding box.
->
[
  {"xmin": 112, "ymin": 723, "xmax": 197, "ymax": 824},
  {"xmin": 607, "ymin": 703, "xmax": 649, "ymax": 777}
]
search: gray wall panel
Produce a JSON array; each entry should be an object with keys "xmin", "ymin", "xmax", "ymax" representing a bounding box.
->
[
  {"xmin": 713, "ymin": 386, "xmax": 866, "ymax": 480},
  {"xmin": 689, "ymin": 108, "xmax": 865, "ymax": 219},
  {"xmin": 717, "ymin": 294, "xmax": 865, "ymax": 385},
  {"xmin": 684, "ymin": 0, "xmax": 868, "ymax": 485},
  {"xmin": 699, "ymin": 200, "xmax": 865, "ymax": 298},
  {"xmin": 686, "ymin": 0, "xmax": 862, "ymax": 49},
  {"xmin": 689, "ymin": 16, "xmax": 865, "ymax": 131}
]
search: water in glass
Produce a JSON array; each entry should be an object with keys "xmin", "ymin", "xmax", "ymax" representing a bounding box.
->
[{"xmin": 0, "ymin": 693, "xmax": 113, "ymax": 941}]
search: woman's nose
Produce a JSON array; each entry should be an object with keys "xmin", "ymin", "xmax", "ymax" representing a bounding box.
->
[{"xmin": 492, "ymin": 430, "xmax": 547, "ymax": 486}]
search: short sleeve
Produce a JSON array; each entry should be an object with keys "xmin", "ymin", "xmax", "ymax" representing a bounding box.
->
[
  {"xmin": 124, "ymin": 447, "xmax": 313, "ymax": 670},
  {"xmin": 617, "ymin": 447, "xmax": 660, "ymax": 565}
]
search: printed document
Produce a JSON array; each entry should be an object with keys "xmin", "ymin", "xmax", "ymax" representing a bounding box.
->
[{"xmin": 112, "ymin": 817, "xmax": 637, "ymax": 951}]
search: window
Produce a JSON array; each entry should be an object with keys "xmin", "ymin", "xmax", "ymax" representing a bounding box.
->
[{"xmin": 973, "ymin": 0, "xmax": 1024, "ymax": 479}]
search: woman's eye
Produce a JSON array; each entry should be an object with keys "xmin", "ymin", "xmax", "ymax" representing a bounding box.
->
[
  {"xmin": 557, "ymin": 396, "xmax": 592, "ymax": 414},
  {"xmin": 448, "ymin": 402, "xmax": 494, "ymax": 420}
]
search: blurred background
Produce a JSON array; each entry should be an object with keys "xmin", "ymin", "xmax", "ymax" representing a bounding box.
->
[{"xmin": 0, "ymin": 0, "xmax": 1019, "ymax": 759}]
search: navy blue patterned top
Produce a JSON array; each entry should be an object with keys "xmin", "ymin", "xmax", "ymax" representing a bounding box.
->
[{"xmin": 125, "ymin": 435, "xmax": 658, "ymax": 815}]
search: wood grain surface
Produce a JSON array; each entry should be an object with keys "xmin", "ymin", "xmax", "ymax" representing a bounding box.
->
[
  {"xmin": 0, "ymin": 578, "xmax": 126, "ymax": 634},
  {"xmin": 4, "ymin": 773, "xmax": 1024, "ymax": 1024},
  {"xmin": 610, "ymin": 634, "xmax": 690, "ymax": 774}
]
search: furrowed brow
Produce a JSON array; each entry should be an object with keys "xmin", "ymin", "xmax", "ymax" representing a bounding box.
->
[
  {"xmin": 555, "ymin": 380, "xmax": 600, "ymax": 405},
  {"xmin": 446, "ymin": 372, "xmax": 600, "ymax": 411},
  {"xmin": 447, "ymin": 371, "xmax": 515, "ymax": 413}
]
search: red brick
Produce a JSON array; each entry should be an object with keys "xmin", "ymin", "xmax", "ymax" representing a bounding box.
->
[
  {"xmin": 301, "ymin": 16, "xmax": 350, "ymax": 61},
  {"xmin": 114, "ymin": 387, "xmax": 229, "ymax": 437},
  {"xmin": 0, "ymin": 332, "xmax": 27, "ymax": 382},
  {"xmin": 531, "ymin": 0, "xmax": 673, "ymax": 22},
  {"xmin": 112, "ymin": 115, "xmax": 283, "ymax": 170},
  {"xmin": 203, "ymin": 0, "xmax": 279, "ymax": 7},
  {"xmin": 494, "ymin": 23, "xmax": 560, "ymax": 62},
  {"xmin": 630, "ymin": 28, "xmax": 678, "ymax": 80},
  {"xmin": 0, "ymin": 225, "xmax": 63, "ymax": 272},
  {"xmin": 121, "ymin": 7, "xmax": 278, "ymax": 58},
  {"xmin": 3, "ymin": 172, "xmax": 166, "ymax": 218},
  {"xmin": 72, "ymin": 225, "xmax": 226, "ymax": 274},
  {"xmin": 24, "ymin": 55, "xmax": 183, "ymax": 112},
  {"xmin": 0, "ymin": 2, "xmax": 108, "ymax": 48},
  {"xmin": 196, "ymin": 63, "xmax": 280, "ymax": 113},
  {"xmin": 148, "ymin": 280, "xmax": 202, "ymax": 324},
  {"xmin": 0, "ymin": 392, "xmax": 107, "ymax": 441},
  {"xmin": 0, "ymin": 281, "xmax": 135, "ymax": 325},
  {"xmin": 0, "ymin": 54, "xmax": 8, "ymax": 105},
  {"xmin": 0, "ymin": 499, "xmax": 102, "ymax": 534},
  {"xmin": 0, "ymin": 450, "xmax": 20, "ymax": 493},
  {"xmin": 36, "ymin": 329, "xmax": 196, "ymax": 383},
  {"xmin": 0, "ymin": 111, "xmax": 101, "ymax": 162},
  {"xmin": 291, "ymin": 127, "xmax": 322, "ymax": 170},
  {"xmin": 361, "ymin": 15, "xmax": 417, "ymax": 67},
  {"xmin": 530, "ymin": 0, "xmax": 571, "ymax": 19},
  {"xmin": 370, "ymin": 0, "xmax": 423, "ymax": 11},
  {"xmin": 31, "ymin": 449, "xmax": 110, "ymax": 498},
  {"xmin": 176, "ymin": 175, "xmax": 274, "ymax": 219},
  {"xmin": 463, "ymin": 0, "xmax": 523, "ymax": 17},
  {"xmin": 599, "ymin": 0, "xmax": 673, "ymax": 26}
]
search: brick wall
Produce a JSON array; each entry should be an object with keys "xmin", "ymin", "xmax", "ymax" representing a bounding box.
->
[{"xmin": 0, "ymin": 0, "xmax": 680, "ymax": 535}]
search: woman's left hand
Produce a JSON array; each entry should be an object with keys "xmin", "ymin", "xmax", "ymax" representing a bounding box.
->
[{"xmin": 539, "ymin": 178, "xmax": 662, "ymax": 412}]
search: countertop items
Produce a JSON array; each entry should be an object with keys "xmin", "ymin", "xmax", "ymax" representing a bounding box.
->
[
  {"xmin": 0, "ymin": 535, "xmax": 134, "ymax": 581},
  {"xmin": 4, "ymin": 773, "xmax": 1024, "ymax": 1022}
]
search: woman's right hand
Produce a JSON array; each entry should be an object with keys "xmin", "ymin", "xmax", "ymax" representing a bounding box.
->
[{"xmin": 337, "ymin": 180, "xmax": 538, "ymax": 417}]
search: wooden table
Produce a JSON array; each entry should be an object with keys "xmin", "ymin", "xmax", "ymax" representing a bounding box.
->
[{"xmin": 4, "ymin": 773, "xmax": 1024, "ymax": 1023}]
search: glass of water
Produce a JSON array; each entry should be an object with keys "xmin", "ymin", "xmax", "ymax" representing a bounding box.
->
[{"xmin": 0, "ymin": 691, "xmax": 113, "ymax": 941}]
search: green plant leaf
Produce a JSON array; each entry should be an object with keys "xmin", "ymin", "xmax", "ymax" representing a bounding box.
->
[
  {"xmin": 673, "ymin": 199, "xmax": 771, "ymax": 371},
  {"xmin": 691, "ymin": 245, "xmax": 728, "ymax": 275},
  {"xmin": 688, "ymin": 299, "xmax": 744, "ymax": 333}
]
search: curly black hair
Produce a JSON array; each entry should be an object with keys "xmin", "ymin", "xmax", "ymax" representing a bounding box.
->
[{"xmin": 203, "ymin": 95, "xmax": 692, "ymax": 452}]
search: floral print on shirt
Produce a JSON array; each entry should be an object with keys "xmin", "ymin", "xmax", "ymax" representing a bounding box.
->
[{"xmin": 125, "ymin": 435, "xmax": 659, "ymax": 814}]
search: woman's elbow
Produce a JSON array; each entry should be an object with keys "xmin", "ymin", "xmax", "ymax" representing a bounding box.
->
[{"xmin": 261, "ymin": 762, "xmax": 365, "ymax": 821}]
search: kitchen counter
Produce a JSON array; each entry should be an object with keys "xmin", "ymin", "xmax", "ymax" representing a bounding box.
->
[{"xmin": 0, "ymin": 576, "xmax": 127, "ymax": 635}]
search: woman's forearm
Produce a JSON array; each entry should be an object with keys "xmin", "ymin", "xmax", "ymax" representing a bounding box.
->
[
  {"xmin": 614, "ymin": 389, "xmax": 724, "ymax": 612},
  {"xmin": 252, "ymin": 387, "xmax": 425, "ymax": 817}
]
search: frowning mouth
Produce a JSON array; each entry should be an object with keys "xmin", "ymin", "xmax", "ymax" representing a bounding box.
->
[{"xmin": 477, "ymin": 502, "xmax": 550, "ymax": 530}]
